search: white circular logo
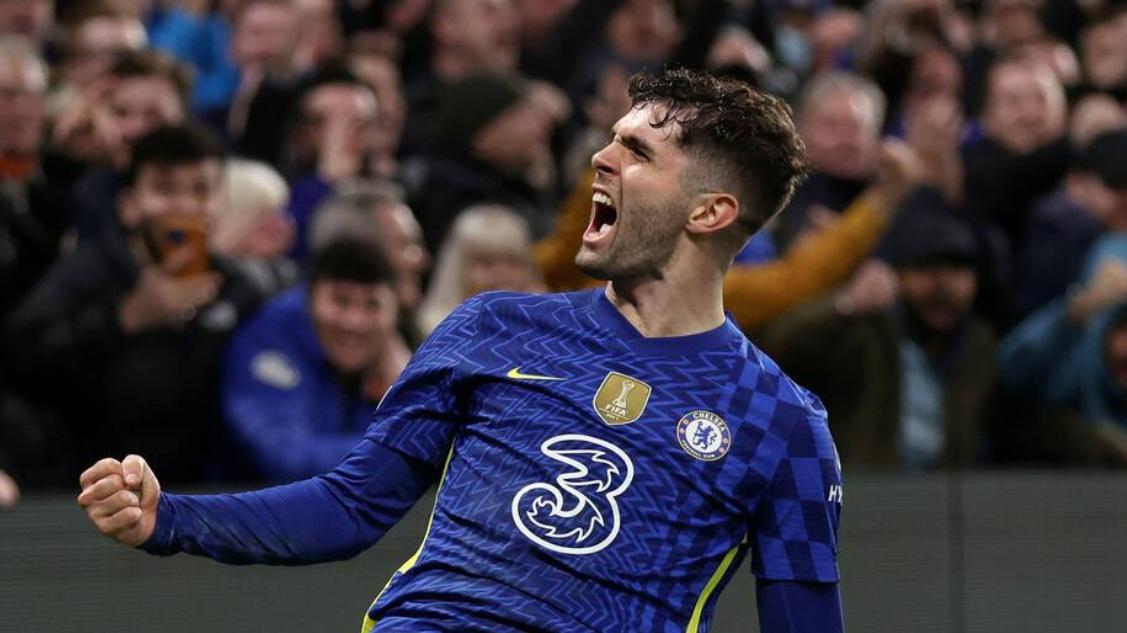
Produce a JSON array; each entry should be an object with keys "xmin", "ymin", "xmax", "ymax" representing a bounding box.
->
[{"xmin": 676, "ymin": 411, "xmax": 732, "ymax": 461}]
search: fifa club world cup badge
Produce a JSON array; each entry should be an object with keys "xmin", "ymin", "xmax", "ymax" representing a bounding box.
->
[
  {"xmin": 593, "ymin": 371, "xmax": 652, "ymax": 425},
  {"xmin": 676, "ymin": 411, "xmax": 732, "ymax": 461}
]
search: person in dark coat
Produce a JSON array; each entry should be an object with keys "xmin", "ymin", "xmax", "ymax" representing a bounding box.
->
[
  {"xmin": 5, "ymin": 125, "xmax": 269, "ymax": 484},
  {"xmin": 762, "ymin": 202, "xmax": 996, "ymax": 469},
  {"xmin": 1018, "ymin": 129, "xmax": 1127, "ymax": 316}
]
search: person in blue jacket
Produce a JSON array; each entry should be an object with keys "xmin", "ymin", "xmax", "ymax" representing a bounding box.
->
[
  {"xmin": 222, "ymin": 235, "xmax": 412, "ymax": 482},
  {"xmin": 999, "ymin": 257, "xmax": 1127, "ymax": 463}
]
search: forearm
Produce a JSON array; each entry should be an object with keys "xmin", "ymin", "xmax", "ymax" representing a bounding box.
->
[
  {"xmin": 997, "ymin": 299, "xmax": 1083, "ymax": 395},
  {"xmin": 756, "ymin": 580, "xmax": 844, "ymax": 633},
  {"xmin": 141, "ymin": 439, "xmax": 433, "ymax": 565},
  {"xmin": 724, "ymin": 192, "xmax": 886, "ymax": 332}
]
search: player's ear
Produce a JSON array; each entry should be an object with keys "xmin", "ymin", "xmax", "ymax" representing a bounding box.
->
[{"xmin": 686, "ymin": 192, "xmax": 740, "ymax": 236}]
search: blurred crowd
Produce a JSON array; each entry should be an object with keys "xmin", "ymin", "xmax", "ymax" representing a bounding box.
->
[{"xmin": 1, "ymin": 0, "xmax": 1127, "ymax": 504}]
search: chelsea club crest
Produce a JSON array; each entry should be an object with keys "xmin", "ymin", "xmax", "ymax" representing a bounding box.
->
[{"xmin": 676, "ymin": 411, "xmax": 732, "ymax": 461}]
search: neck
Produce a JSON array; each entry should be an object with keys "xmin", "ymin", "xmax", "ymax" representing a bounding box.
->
[{"xmin": 606, "ymin": 255, "xmax": 726, "ymax": 338}]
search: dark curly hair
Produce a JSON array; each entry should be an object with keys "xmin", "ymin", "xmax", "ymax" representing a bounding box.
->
[{"xmin": 628, "ymin": 69, "xmax": 808, "ymax": 240}]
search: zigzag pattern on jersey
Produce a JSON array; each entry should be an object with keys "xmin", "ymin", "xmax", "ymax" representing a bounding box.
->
[{"xmin": 368, "ymin": 290, "xmax": 840, "ymax": 632}]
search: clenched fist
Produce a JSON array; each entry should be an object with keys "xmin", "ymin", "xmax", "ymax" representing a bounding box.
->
[{"xmin": 77, "ymin": 455, "xmax": 161, "ymax": 547}]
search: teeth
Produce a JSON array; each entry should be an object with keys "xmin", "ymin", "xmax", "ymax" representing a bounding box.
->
[
  {"xmin": 597, "ymin": 223, "xmax": 612, "ymax": 236},
  {"xmin": 592, "ymin": 192, "xmax": 614, "ymax": 207}
]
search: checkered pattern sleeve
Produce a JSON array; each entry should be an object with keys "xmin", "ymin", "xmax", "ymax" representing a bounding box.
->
[{"xmin": 749, "ymin": 405, "xmax": 842, "ymax": 583}]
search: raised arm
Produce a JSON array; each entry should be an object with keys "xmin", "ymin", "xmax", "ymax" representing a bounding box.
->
[
  {"xmin": 77, "ymin": 441, "xmax": 433, "ymax": 565},
  {"xmin": 77, "ymin": 296, "xmax": 487, "ymax": 564}
]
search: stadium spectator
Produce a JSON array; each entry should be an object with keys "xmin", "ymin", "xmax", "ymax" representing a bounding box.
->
[
  {"xmin": 999, "ymin": 258, "xmax": 1127, "ymax": 464},
  {"xmin": 517, "ymin": 0, "xmax": 627, "ymax": 89},
  {"xmin": 765, "ymin": 0, "xmax": 829, "ymax": 94},
  {"xmin": 310, "ymin": 181, "xmax": 430, "ymax": 340},
  {"xmin": 1077, "ymin": 7, "xmax": 1127, "ymax": 100},
  {"xmin": 405, "ymin": 72, "xmax": 568, "ymax": 254},
  {"xmin": 0, "ymin": 0, "xmax": 53, "ymax": 49},
  {"xmin": 0, "ymin": 38, "xmax": 66, "ymax": 316},
  {"xmin": 1069, "ymin": 92, "xmax": 1127, "ymax": 148},
  {"xmin": 347, "ymin": 48, "xmax": 407, "ymax": 179},
  {"xmin": 4, "ymin": 125, "xmax": 268, "ymax": 484},
  {"xmin": 965, "ymin": 56, "xmax": 1068, "ymax": 242},
  {"xmin": 1018, "ymin": 129, "xmax": 1127, "ymax": 316},
  {"xmin": 281, "ymin": 67, "xmax": 379, "ymax": 258},
  {"xmin": 400, "ymin": 0, "xmax": 522, "ymax": 155},
  {"xmin": 771, "ymin": 71, "xmax": 884, "ymax": 249},
  {"xmin": 962, "ymin": 56, "xmax": 1069, "ymax": 327},
  {"xmin": 417, "ymin": 204, "xmax": 543, "ymax": 335},
  {"xmin": 213, "ymin": 158, "xmax": 297, "ymax": 296},
  {"xmin": 221, "ymin": 235, "xmax": 409, "ymax": 482},
  {"xmin": 208, "ymin": 0, "xmax": 298, "ymax": 118},
  {"xmin": 56, "ymin": 1, "xmax": 147, "ymax": 97},
  {"xmin": 763, "ymin": 203, "xmax": 995, "ymax": 468},
  {"xmin": 0, "ymin": 38, "xmax": 76, "ymax": 490},
  {"xmin": 52, "ymin": 50, "xmax": 191, "ymax": 242}
]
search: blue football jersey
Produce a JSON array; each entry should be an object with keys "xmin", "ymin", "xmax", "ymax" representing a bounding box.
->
[{"xmin": 363, "ymin": 288, "xmax": 843, "ymax": 633}]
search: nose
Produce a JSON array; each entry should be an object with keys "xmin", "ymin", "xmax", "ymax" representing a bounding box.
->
[{"xmin": 591, "ymin": 142, "xmax": 617, "ymax": 177}]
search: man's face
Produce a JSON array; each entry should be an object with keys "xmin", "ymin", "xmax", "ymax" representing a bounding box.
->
[
  {"xmin": 800, "ymin": 89, "xmax": 878, "ymax": 180},
  {"xmin": 233, "ymin": 1, "xmax": 298, "ymax": 71},
  {"xmin": 0, "ymin": 57, "xmax": 46, "ymax": 156},
  {"xmin": 577, "ymin": 104, "xmax": 693, "ymax": 281},
  {"xmin": 898, "ymin": 263, "xmax": 977, "ymax": 332},
  {"xmin": 109, "ymin": 77, "xmax": 186, "ymax": 168},
  {"xmin": 119, "ymin": 159, "xmax": 223, "ymax": 229},
  {"xmin": 983, "ymin": 63, "xmax": 1063, "ymax": 154},
  {"xmin": 351, "ymin": 55, "xmax": 406, "ymax": 156},
  {"xmin": 902, "ymin": 47, "xmax": 962, "ymax": 119},
  {"xmin": 311, "ymin": 279, "xmax": 398, "ymax": 374},
  {"xmin": 985, "ymin": 0, "xmax": 1043, "ymax": 48},
  {"xmin": 373, "ymin": 202, "xmax": 429, "ymax": 312},
  {"xmin": 66, "ymin": 17, "xmax": 147, "ymax": 88},
  {"xmin": 439, "ymin": 0, "xmax": 520, "ymax": 72},
  {"xmin": 1081, "ymin": 18, "xmax": 1127, "ymax": 90},
  {"xmin": 297, "ymin": 84, "xmax": 377, "ymax": 158},
  {"xmin": 0, "ymin": 0, "xmax": 52, "ymax": 44}
]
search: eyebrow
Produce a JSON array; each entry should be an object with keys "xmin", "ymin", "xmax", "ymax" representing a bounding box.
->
[{"xmin": 610, "ymin": 126, "xmax": 654, "ymax": 159}]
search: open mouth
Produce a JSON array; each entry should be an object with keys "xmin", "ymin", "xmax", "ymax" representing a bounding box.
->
[{"xmin": 584, "ymin": 191, "xmax": 618, "ymax": 244}]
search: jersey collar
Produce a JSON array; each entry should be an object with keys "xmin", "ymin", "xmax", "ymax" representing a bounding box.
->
[{"xmin": 588, "ymin": 287, "xmax": 744, "ymax": 356}]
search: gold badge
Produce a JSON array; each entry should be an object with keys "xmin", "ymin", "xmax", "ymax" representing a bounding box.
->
[{"xmin": 593, "ymin": 372, "xmax": 651, "ymax": 425}]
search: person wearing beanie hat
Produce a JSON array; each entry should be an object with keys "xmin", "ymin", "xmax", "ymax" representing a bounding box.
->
[
  {"xmin": 433, "ymin": 73, "xmax": 528, "ymax": 158},
  {"xmin": 405, "ymin": 72, "xmax": 568, "ymax": 255},
  {"xmin": 763, "ymin": 193, "xmax": 996, "ymax": 469}
]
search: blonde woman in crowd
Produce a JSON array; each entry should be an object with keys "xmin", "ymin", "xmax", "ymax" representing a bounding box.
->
[
  {"xmin": 416, "ymin": 204, "xmax": 545, "ymax": 336},
  {"xmin": 213, "ymin": 158, "xmax": 297, "ymax": 294}
]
